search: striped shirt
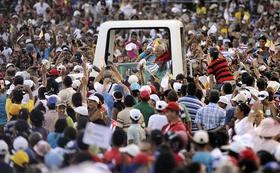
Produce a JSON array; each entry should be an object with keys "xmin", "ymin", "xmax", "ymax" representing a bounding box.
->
[
  {"xmin": 195, "ymin": 103, "xmax": 226, "ymax": 130},
  {"xmin": 208, "ymin": 58, "xmax": 234, "ymax": 84},
  {"xmin": 178, "ymin": 95, "xmax": 203, "ymax": 132}
]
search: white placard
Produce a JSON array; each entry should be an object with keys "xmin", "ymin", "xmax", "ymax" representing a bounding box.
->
[{"xmin": 83, "ymin": 122, "xmax": 112, "ymax": 149}]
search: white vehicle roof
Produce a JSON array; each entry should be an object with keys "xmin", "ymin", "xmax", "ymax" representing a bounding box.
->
[{"xmin": 93, "ymin": 20, "xmax": 185, "ymax": 78}]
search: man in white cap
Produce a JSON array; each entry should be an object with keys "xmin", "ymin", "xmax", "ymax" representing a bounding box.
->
[
  {"xmin": 56, "ymin": 100, "xmax": 74, "ymax": 127},
  {"xmin": 217, "ymin": 96, "xmax": 229, "ymax": 110},
  {"xmin": 147, "ymin": 100, "xmax": 168, "ymax": 131},
  {"xmin": 127, "ymin": 109, "xmax": 146, "ymax": 145},
  {"xmin": 258, "ymin": 91, "xmax": 277, "ymax": 118}
]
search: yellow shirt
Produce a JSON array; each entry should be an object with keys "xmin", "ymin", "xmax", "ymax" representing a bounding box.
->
[
  {"xmin": 235, "ymin": 11, "xmax": 250, "ymax": 22},
  {"xmin": 196, "ymin": 6, "xmax": 207, "ymax": 15},
  {"xmin": 6, "ymin": 98, "xmax": 34, "ymax": 120}
]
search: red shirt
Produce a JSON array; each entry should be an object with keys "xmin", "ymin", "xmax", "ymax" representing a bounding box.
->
[
  {"xmin": 104, "ymin": 147, "xmax": 130, "ymax": 165},
  {"xmin": 104, "ymin": 147, "xmax": 122, "ymax": 164},
  {"xmin": 207, "ymin": 57, "xmax": 234, "ymax": 83},
  {"xmin": 162, "ymin": 120, "xmax": 186, "ymax": 134}
]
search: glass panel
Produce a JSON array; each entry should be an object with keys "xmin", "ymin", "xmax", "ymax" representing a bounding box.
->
[{"xmin": 106, "ymin": 28, "xmax": 172, "ymax": 83}]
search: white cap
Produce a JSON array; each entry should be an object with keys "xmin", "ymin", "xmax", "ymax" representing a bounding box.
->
[
  {"xmin": 130, "ymin": 109, "xmax": 142, "ymax": 121},
  {"xmin": 231, "ymin": 93, "xmax": 247, "ymax": 103},
  {"xmin": 6, "ymin": 63, "xmax": 15, "ymax": 69},
  {"xmin": 73, "ymin": 10, "xmax": 81, "ymax": 17},
  {"xmin": 25, "ymin": 39, "xmax": 32, "ymax": 44},
  {"xmin": 218, "ymin": 96, "xmax": 229, "ymax": 105},
  {"xmin": 13, "ymin": 136, "xmax": 28, "ymax": 151},
  {"xmin": 193, "ymin": 130, "xmax": 209, "ymax": 144},
  {"xmin": 0, "ymin": 140, "xmax": 8, "ymax": 155},
  {"xmin": 72, "ymin": 80, "xmax": 81, "ymax": 90},
  {"xmin": 88, "ymin": 94, "xmax": 100, "ymax": 104},
  {"xmin": 173, "ymin": 82, "xmax": 182, "ymax": 93},
  {"xmin": 221, "ymin": 141, "xmax": 246, "ymax": 154},
  {"xmin": 156, "ymin": 101, "xmax": 168, "ymax": 111},
  {"xmin": 128, "ymin": 75, "xmax": 139, "ymax": 84},
  {"xmin": 120, "ymin": 144, "xmax": 140, "ymax": 157},
  {"xmin": 240, "ymin": 90, "xmax": 252, "ymax": 101},
  {"xmin": 258, "ymin": 91, "xmax": 269, "ymax": 101},
  {"xmin": 74, "ymin": 106, "xmax": 89, "ymax": 116},
  {"xmin": 150, "ymin": 94, "xmax": 160, "ymax": 102},
  {"xmin": 15, "ymin": 71, "xmax": 30, "ymax": 80},
  {"xmin": 55, "ymin": 47, "xmax": 62, "ymax": 53},
  {"xmin": 73, "ymin": 65, "xmax": 83, "ymax": 73},
  {"xmin": 24, "ymin": 80, "xmax": 34, "ymax": 88},
  {"xmin": 140, "ymin": 85, "xmax": 152, "ymax": 94}
]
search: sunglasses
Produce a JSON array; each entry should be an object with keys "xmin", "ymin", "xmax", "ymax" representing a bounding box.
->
[{"xmin": 258, "ymin": 94, "xmax": 267, "ymax": 98}]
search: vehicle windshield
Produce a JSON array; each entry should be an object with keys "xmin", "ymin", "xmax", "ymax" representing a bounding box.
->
[{"xmin": 106, "ymin": 28, "xmax": 172, "ymax": 83}]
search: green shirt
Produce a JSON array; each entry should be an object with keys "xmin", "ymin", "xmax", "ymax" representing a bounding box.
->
[{"xmin": 134, "ymin": 101, "xmax": 155, "ymax": 126}]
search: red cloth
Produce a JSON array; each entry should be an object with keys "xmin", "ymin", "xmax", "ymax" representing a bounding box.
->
[
  {"xmin": 162, "ymin": 120, "xmax": 187, "ymax": 134},
  {"xmin": 154, "ymin": 51, "xmax": 171, "ymax": 63},
  {"xmin": 173, "ymin": 153, "xmax": 184, "ymax": 166},
  {"xmin": 133, "ymin": 152, "xmax": 154, "ymax": 165},
  {"xmin": 104, "ymin": 148, "xmax": 122, "ymax": 164},
  {"xmin": 207, "ymin": 57, "xmax": 234, "ymax": 83}
]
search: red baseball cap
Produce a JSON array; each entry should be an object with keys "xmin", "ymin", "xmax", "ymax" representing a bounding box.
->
[
  {"xmin": 48, "ymin": 68, "xmax": 60, "ymax": 77},
  {"xmin": 166, "ymin": 102, "xmax": 180, "ymax": 112},
  {"xmin": 140, "ymin": 90, "xmax": 150, "ymax": 100}
]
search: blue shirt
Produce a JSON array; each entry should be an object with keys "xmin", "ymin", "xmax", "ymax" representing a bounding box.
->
[
  {"xmin": 0, "ymin": 94, "xmax": 7, "ymax": 125},
  {"xmin": 192, "ymin": 151, "xmax": 213, "ymax": 173},
  {"xmin": 178, "ymin": 95, "xmax": 203, "ymax": 131},
  {"xmin": 47, "ymin": 132, "xmax": 62, "ymax": 148},
  {"xmin": 195, "ymin": 103, "xmax": 226, "ymax": 130},
  {"xmin": 36, "ymin": 47, "xmax": 52, "ymax": 60}
]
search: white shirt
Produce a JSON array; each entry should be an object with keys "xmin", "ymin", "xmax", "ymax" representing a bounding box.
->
[
  {"xmin": 253, "ymin": 137, "xmax": 280, "ymax": 154},
  {"xmin": 224, "ymin": 94, "xmax": 233, "ymax": 110},
  {"xmin": 147, "ymin": 114, "xmax": 168, "ymax": 131},
  {"xmin": 33, "ymin": 2, "xmax": 50, "ymax": 16},
  {"xmin": 94, "ymin": 82, "xmax": 117, "ymax": 95},
  {"xmin": 234, "ymin": 117, "xmax": 253, "ymax": 136}
]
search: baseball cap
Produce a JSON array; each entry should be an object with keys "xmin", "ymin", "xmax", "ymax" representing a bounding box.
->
[
  {"xmin": 13, "ymin": 136, "xmax": 28, "ymax": 151},
  {"xmin": 33, "ymin": 140, "xmax": 51, "ymax": 157},
  {"xmin": 173, "ymin": 82, "xmax": 182, "ymax": 93},
  {"xmin": 218, "ymin": 96, "xmax": 229, "ymax": 105},
  {"xmin": 74, "ymin": 106, "xmax": 89, "ymax": 116},
  {"xmin": 44, "ymin": 150, "xmax": 64, "ymax": 169},
  {"xmin": 6, "ymin": 63, "xmax": 15, "ymax": 69},
  {"xmin": 130, "ymin": 82, "xmax": 140, "ymax": 91},
  {"xmin": 128, "ymin": 75, "xmax": 139, "ymax": 84},
  {"xmin": 140, "ymin": 85, "xmax": 152, "ymax": 93},
  {"xmin": 231, "ymin": 93, "xmax": 247, "ymax": 103},
  {"xmin": 46, "ymin": 95, "xmax": 59, "ymax": 106},
  {"xmin": 221, "ymin": 141, "xmax": 246, "ymax": 153},
  {"xmin": 48, "ymin": 68, "xmax": 60, "ymax": 77},
  {"xmin": 150, "ymin": 94, "xmax": 160, "ymax": 102},
  {"xmin": 56, "ymin": 100, "xmax": 67, "ymax": 107},
  {"xmin": 130, "ymin": 109, "xmax": 142, "ymax": 121},
  {"xmin": 258, "ymin": 91, "xmax": 269, "ymax": 101},
  {"xmin": 156, "ymin": 101, "xmax": 168, "ymax": 111},
  {"xmin": 0, "ymin": 140, "xmax": 8, "ymax": 155},
  {"xmin": 140, "ymin": 90, "xmax": 150, "ymax": 100},
  {"xmin": 193, "ymin": 130, "xmax": 209, "ymax": 144},
  {"xmin": 10, "ymin": 150, "xmax": 29, "ymax": 167},
  {"xmin": 88, "ymin": 94, "xmax": 100, "ymax": 104},
  {"xmin": 165, "ymin": 102, "xmax": 180, "ymax": 112}
]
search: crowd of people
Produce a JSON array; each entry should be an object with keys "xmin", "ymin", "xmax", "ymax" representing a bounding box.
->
[{"xmin": 0, "ymin": 0, "xmax": 280, "ymax": 173}]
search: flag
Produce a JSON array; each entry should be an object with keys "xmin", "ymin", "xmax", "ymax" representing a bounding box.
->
[
  {"xmin": 207, "ymin": 25, "xmax": 217, "ymax": 36},
  {"xmin": 146, "ymin": 64, "xmax": 159, "ymax": 74},
  {"xmin": 39, "ymin": 30, "xmax": 44, "ymax": 39}
]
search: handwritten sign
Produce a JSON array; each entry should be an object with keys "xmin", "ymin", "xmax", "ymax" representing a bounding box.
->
[{"xmin": 83, "ymin": 122, "xmax": 112, "ymax": 149}]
